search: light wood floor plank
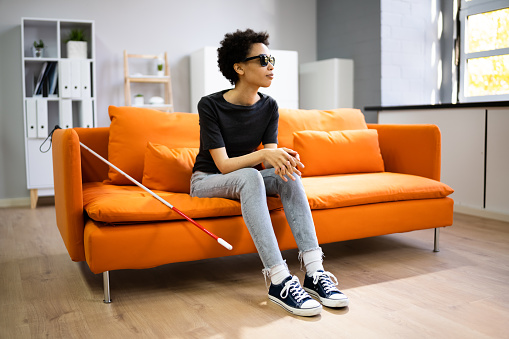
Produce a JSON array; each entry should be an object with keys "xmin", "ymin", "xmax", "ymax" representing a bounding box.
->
[{"xmin": 0, "ymin": 204, "xmax": 508, "ymax": 338}]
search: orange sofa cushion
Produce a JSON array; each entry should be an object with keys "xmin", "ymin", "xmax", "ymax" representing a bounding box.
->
[
  {"xmin": 302, "ymin": 172, "xmax": 454, "ymax": 210},
  {"xmin": 83, "ymin": 172, "xmax": 453, "ymax": 224},
  {"xmin": 293, "ymin": 129, "xmax": 384, "ymax": 176},
  {"xmin": 277, "ymin": 108, "xmax": 368, "ymax": 149},
  {"xmin": 142, "ymin": 143, "xmax": 199, "ymax": 193},
  {"xmin": 83, "ymin": 182, "xmax": 283, "ymax": 223},
  {"xmin": 106, "ymin": 106, "xmax": 200, "ymax": 185}
]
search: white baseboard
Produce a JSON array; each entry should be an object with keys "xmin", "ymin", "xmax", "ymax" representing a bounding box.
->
[
  {"xmin": 0, "ymin": 197, "xmax": 31, "ymax": 208},
  {"xmin": 454, "ymin": 205, "xmax": 509, "ymax": 223}
]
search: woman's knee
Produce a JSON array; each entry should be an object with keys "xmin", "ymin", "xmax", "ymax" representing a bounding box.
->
[
  {"xmin": 237, "ymin": 167, "xmax": 263, "ymax": 182},
  {"xmin": 236, "ymin": 168, "xmax": 265, "ymax": 191}
]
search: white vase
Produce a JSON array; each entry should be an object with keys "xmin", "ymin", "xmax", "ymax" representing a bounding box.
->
[
  {"xmin": 32, "ymin": 46, "xmax": 44, "ymax": 58},
  {"xmin": 134, "ymin": 96, "xmax": 144, "ymax": 106},
  {"xmin": 67, "ymin": 41, "xmax": 87, "ymax": 59}
]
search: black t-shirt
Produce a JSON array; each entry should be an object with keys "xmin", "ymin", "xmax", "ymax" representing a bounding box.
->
[{"xmin": 192, "ymin": 90, "xmax": 279, "ymax": 174}]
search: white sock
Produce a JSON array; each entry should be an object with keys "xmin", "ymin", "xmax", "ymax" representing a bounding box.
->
[
  {"xmin": 303, "ymin": 249, "xmax": 324, "ymax": 277},
  {"xmin": 270, "ymin": 263, "xmax": 291, "ymax": 285}
]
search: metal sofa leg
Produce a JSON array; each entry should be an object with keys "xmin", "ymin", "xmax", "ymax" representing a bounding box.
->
[
  {"xmin": 433, "ymin": 228, "xmax": 440, "ymax": 252},
  {"xmin": 103, "ymin": 271, "xmax": 112, "ymax": 303}
]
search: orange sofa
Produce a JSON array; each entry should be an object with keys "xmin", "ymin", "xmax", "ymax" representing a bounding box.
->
[{"xmin": 52, "ymin": 106, "xmax": 454, "ymax": 302}]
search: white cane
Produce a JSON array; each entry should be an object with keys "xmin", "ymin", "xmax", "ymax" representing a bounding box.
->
[{"xmin": 79, "ymin": 141, "xmax": 233, "ymax": 250}]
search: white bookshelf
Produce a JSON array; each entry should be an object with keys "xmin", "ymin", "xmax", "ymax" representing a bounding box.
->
[{"xmin": 21, "ymin": 18, "xmax": 97, "ymax": 208}]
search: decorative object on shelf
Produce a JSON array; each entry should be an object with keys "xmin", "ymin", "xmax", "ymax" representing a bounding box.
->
[
  {"xmin": 66, "ymin": 29, "xmax": 87, "ymax": 59},
  {"xmin": 134, "ymin": 94, "xmax": 144, "ymax": 106},
  {"xmin": 149, "ymin": 96, "xmax": 164, "ymax": 105},
  {"xmin": 156, "ymin": 59, "xmax": 164, "ymax": 76},
  {"xmin": 32, "ymin": 39, "xmax": 44, "ymax": 58}
]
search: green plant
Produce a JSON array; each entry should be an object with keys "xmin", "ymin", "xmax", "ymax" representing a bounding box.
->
[
  {"xmin": 67, "ymin": 29, "xmax": 86, "ymax": 42},
  {"xmin": 135, "ymin": 94, "xmax": 144, "ymax": 97},
  {"xmin": 33, "ymin": 40, "xmax": 44, "ymax": 48},
  {"xmin": 157, "ymin": 63, "xmax": 163, "ymax": 71}
]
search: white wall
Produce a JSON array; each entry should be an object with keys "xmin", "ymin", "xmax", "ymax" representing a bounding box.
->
[
  {"xmin": 381, "ymin": 0, "xmax": 442, "ymax": 106},
  {"xmin": 0, "ymin": 0, "xmax": 316, "ymax": 201}
]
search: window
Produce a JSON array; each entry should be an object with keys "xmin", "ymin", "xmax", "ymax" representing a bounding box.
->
[{"xmin": 459, "ymin": 0, "xmax": 509, "ymax": 102}]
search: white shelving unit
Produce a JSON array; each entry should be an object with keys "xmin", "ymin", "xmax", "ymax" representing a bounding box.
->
[
  {"xmin": 123, "ymin": 51, "xmax": 174, "ymax": 112},
  {"xmin": 21, "ymin": 18, "xmax": 97, "ymax": 208}
]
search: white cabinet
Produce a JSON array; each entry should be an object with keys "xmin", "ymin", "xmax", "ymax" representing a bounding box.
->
[
  {"xmin": 299, "ymin": 58, "xmax": 354, "ymax": 110},
  {"xmin": 21, "ymin": 18, "xmax": 97, "ymax": 208},
  {"xmin": 379, "ymin": 109, "xmax": 486, "ymax": 210},
  {"xmin": 379, "ymin": 107, "xmax": 509, "ymax": 220},
  {"xmin": 190, "ymin": 46, "xmax": 299, "ymax": 113}
]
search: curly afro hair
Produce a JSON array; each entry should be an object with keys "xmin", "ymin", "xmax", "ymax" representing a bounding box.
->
[{"xmin": 217, "ymin": 29, "xmax": 270, "ymax": 85}]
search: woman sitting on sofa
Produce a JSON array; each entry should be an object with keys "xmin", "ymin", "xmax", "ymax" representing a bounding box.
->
[{"xmin": 190, "ymin": 28, "xmax": 349, "ymax": 317}]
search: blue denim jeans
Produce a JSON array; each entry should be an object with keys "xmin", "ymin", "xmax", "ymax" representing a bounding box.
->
[{"xmin": 190, "ymin": 168, "xmax": 320, "ymax": 270}]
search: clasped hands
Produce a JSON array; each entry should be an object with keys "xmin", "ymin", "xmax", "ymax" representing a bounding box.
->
[{"xmin": 265, "ymin": 147, "xmax": 304, "ymax": 182}]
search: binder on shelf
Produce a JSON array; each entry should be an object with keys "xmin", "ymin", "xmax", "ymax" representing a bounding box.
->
[
  {"xmin": 81, "ymin": 60, "xmax": 91, "ymax": 98},
  {"xmin": 59, "ymin": 59, "xmax": 71, "ymax": 98},
  {"xmin": 71, "ymin": 60, "xmax": 81, "ymax": 98},
  {"xmin": 59, "ymin": 99, "xmax": 73, "ymax": 129},
  {"xmin": 36, "ymin": 99, "xmax": 48, "ymax": 138},
  {"xmin": 80, "ymin": 99, "xmax": 94, "ymax": 128},
  {"xmin": 26, "ymin": 99, "xmax": 37, "ymax": 138}
]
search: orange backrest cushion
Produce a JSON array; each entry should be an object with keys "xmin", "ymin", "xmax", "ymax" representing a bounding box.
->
[
  {"xmin": 293, "ymin": 129, "xmax": 385, "ymax": 176},
  {"xmin": 278, "ymin": 108, "xmax": 368, "ymax": 149},
  {"xmin": 142, "ymin": 143, "xmax": 199, "ymax": 193},
  {"xmin": 106, "ymin": 106, "xmax": 200, "ymax": 185}
]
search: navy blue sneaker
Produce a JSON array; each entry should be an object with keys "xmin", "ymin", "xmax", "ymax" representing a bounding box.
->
[
  {"xmin": 304, "ymin": 270, "xmax": 349, "ymax": 308},
  {"xmin": 268, "ymin": 275, "xmax": 322, "ymax": 316}
]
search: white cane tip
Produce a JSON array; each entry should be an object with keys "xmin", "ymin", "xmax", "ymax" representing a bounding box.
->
[{"xmin": 218, "ymin": 238, "xmax": 233, "ymax": 250}]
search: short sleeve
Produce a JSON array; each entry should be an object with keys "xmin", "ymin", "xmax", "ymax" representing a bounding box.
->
[{"xmin": 197, "ymin": 97, "xmax": 225, "ymax": 150}]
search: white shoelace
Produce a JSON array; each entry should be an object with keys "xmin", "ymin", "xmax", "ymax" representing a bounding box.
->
[
  {"xmin": 312, "ymin": 271, "xmax": 339, "ymax": 294},
  {"xmin": 280, "ymin": 276, "xmax": 308, "ymax": 302}
]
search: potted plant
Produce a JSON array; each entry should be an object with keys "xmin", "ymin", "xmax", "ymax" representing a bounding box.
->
[
  {"xmin": 157, "ymin": 62, "xmax": 164, "ymax": 76},
  {"xmin": 66, "ymin": 29, "xmax": 87, "ymax": 59},
  {"xmin": 32, "ymin": 40, "xmax": 44, "ymax": 58},
  {"xmin": 134, "ymin": 94, "xmax": 144, "ymax": 106}
]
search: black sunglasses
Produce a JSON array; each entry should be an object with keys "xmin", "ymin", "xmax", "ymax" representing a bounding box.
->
[{"xmin": 242, "ymin": 54, "xmax": 275, "ymax": 67}]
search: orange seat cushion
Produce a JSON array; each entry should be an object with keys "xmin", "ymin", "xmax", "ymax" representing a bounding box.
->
[
  {"xmin": 83, "ymin": 182, "xmax": 283, "ymax": 223},
  {"xmin": 302, "ymin": 172, "xmax": 454, "ymax": 210},
  {"xmin": 105, "ymin": 106, "xmax": 200, "ymax": 185},
  {"xmin": 294, "ymin": 129, "xmax": 384, "ymax": 176},
  {"xmin": 278, "ymin": 108, "xmax": 368, "ymax": 149},
  {"xmin": 83, "ymin": 173, "xmax": 453, "ymax": 224},
  {"xmin": 142, "ymin": 143, "xmax": 199, "ymax": 193}
]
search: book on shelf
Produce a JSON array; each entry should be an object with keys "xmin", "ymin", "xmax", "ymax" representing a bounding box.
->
[
  {"xmin": 48, "ymin": 63, "xmax": 58, "ymax": 95},
  {"xmin": 33, "ymin": 62, "xmax": 58, "ymax": 96},
  {"xmin": 33, "ymin": 62, "xmax": 47, "ymax": 95}
]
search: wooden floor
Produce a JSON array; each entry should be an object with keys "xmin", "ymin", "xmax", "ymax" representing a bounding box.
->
[{"xmin": 1, "ymin": 203, "xmax": 508, "ymax": 339}]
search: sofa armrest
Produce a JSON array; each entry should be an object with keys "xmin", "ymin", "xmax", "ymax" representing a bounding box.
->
[
  {"xmin": 52, "ymin": 128, "xmax": 86, "ymax": 262},
  {"xmin": 368, "ymin": 124, "xmax": 441, "ymax": 181},
  {"xmin": 75, "ymin": 127, "xmax": 110, "ymax": 183}
]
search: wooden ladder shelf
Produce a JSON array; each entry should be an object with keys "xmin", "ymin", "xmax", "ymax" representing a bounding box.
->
[{"xmin": 124, "ymin": 50, "xmax": 174, "ymax": 112}]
